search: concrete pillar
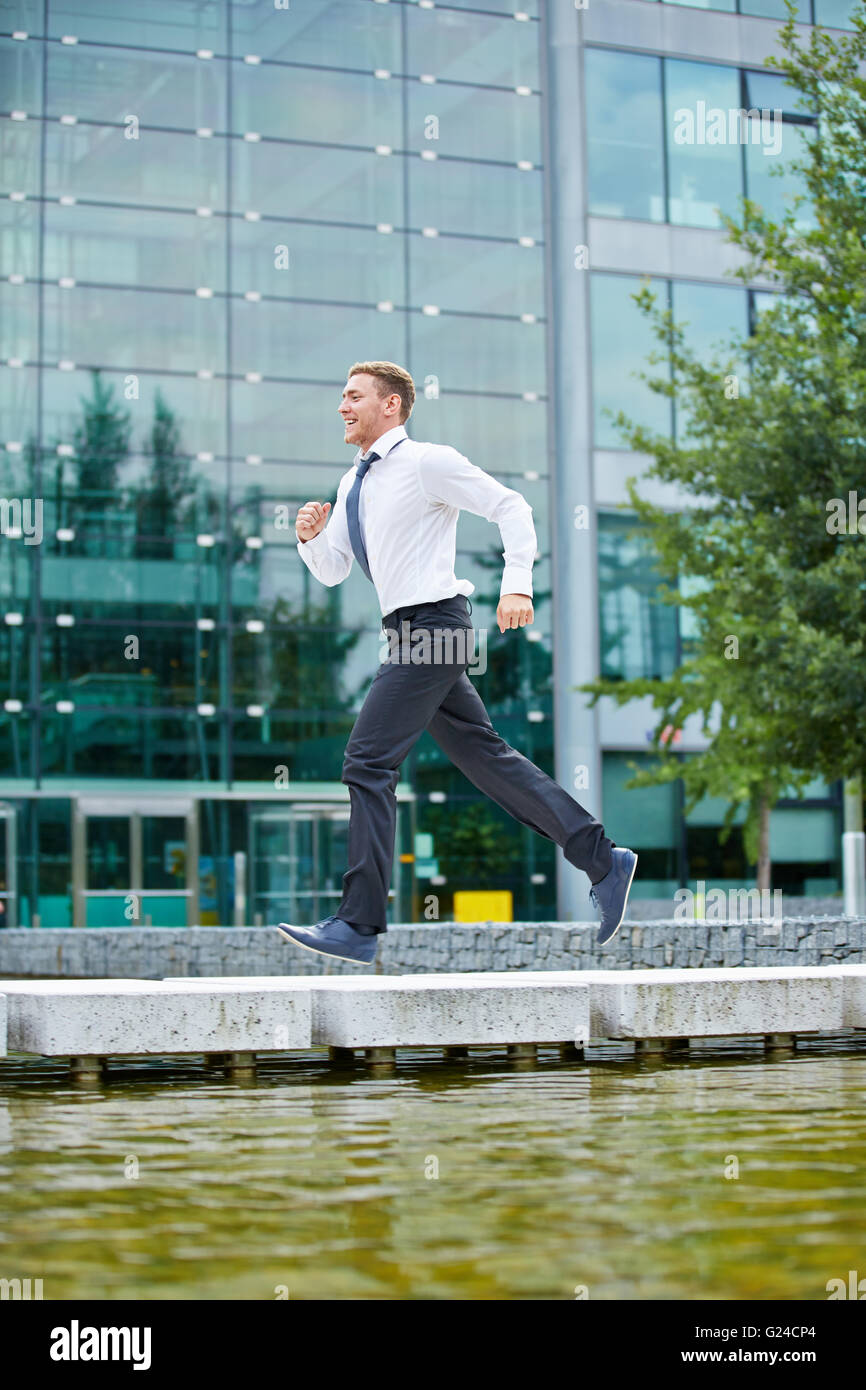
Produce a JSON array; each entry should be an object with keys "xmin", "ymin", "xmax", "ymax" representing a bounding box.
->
[
  {"xmin": 507, "ymin": 1043, "xmax": 538, "ymax": 1059},
  {"xmin": 69, "ymin": 1056, "xmax": 105, "ymax": 1082},
  {"xmin": 540, "ymin": 1, "xmax": 603, "ymax": 923},
  {"xmin": 365, "ymin": 1047, "xmax": 396, "ymax": 1064},
  {"xmin": 764, "ymin": 1033, "xmax": 796, "ymax": 1051},
  {"xmin": 635, "ymin": 1038, "xmax": 666, "ymax": 1056},
  {"xmin": 225, "ymin": 1051, "xmax": 256, "ymax": 1077},
  {"xmin": 234, "ymin": 851, "xmax": 247, "ymax": 927},
  {"xmin": 444, "ymin": 1046, "xmax": 469, "ymax": 1058}
]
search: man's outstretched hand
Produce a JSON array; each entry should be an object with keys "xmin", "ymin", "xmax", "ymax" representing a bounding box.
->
[
  {"xmin": 496, "ymin": 593, "xmax": 534, "ymax": 632},
  {"xmin": 296, "ymin": 500, "xmax": 331, "ymax": 542}
]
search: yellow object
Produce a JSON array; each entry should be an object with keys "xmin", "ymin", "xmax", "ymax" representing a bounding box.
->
[{"xmin": 453, "ymin": 890, "xmax": 513, "ymax": 923}]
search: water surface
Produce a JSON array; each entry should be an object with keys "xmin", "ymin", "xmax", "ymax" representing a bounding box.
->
[{"xmin": 1, "ymin": 1039, "xmax": 864, "ymax": 1299}]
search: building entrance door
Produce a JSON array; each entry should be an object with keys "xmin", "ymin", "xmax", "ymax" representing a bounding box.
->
[
  {"xmin": 249, "ymin": 805, "xmax": 351, "ymax": 927},
  {"xmin": 72, "ymin": 796, "xmax": 199, "ymax": 927}
]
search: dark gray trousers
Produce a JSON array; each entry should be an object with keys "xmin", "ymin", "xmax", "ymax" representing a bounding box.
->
[{"xmin": 337, "ymin": 594, "xmax": 614, "ymax": 932}]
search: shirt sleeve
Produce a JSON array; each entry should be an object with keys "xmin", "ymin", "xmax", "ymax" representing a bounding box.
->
[
  {"xmin": 296, "ymin": 470, "xmax": 355, "ymax": 587},
  {"xmin": 416, "ymin": 444, "xmax": 537, "ymax": 599}
]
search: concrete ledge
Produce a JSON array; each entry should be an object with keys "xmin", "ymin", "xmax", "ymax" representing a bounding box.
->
[
  {"xmin": 0, "ymin": 993, "xmax": 5, "ymax": 1058},
  {"xmin": 306, "ymin": 977, "xmax": 590, "ymax": 1048},
  {"xmin": 2, "ymin": 965, "xmax": 864, "ymax": 1064},
  {"xmin": 2, "ymin": 980, "xmax": 311, "ymax": 1055},
  {"xmin": 422, "ymin": 967, "xmax": 858, "ymax": 1038},
  {"xmin": 164, "ymin": 974, "xmax": 590, "ymax": 1047},
  {"xmin": 586, "ymin": 967, "xmax": 846, "ymax": 1038},
  {"xmin": 165, "ymin": 966, "xmax": 866, "ymax": 1043},
  {"xmin": 822, "ymin": 964, "xmax": 866, "ymax": 1027}
]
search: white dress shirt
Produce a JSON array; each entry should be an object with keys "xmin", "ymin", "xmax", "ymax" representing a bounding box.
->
[{"xmin": 297, "ymin": 424, "xmax": 537, "ymax": 616}]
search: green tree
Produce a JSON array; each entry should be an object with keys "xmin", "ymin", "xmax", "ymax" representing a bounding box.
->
[
  {"xmin": 581, "ymin": 4, "xmax": 866, "ymax": 889},
  {"xmin": 69, "ymin": 371, "xmax": 132, "ymax": 555},
  {"xmin": 134, "ymin": 389, "xmax": 196, "ymax": 560},
  {"xmin": 424, "ymin": 800, "xmax": 523, "ymax": 887}
]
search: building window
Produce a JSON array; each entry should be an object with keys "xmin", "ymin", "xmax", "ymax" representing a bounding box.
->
[
  {"xmin": 598, "ymin": 513, "xmax": 680, "ymax": 683},
  {"xmin": 586, "ymin": 50, "xmax": 818, "ymax": 230}
]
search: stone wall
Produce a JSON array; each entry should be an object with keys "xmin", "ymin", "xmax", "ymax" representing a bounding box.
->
[{"xmin": 0, "ymin": 917, "xmax": 863, "ymax": 978}]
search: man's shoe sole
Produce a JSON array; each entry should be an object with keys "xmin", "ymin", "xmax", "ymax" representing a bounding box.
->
[
  {"xmin": 597, "ymin": 851, "xmax": 638, "ymax": 946},
  {"xmin": 275, "ymin": 923, "xmax": 376, "ymax": 965}
]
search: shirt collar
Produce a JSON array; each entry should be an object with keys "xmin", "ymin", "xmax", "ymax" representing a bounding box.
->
[{"xmin": 355, "ymin": 424, "xmax": 408, "ymax": 464}]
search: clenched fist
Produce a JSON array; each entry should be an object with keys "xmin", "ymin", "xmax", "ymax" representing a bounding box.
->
[
  {"xmin": 496, "ymin": 593, "xmax": 534, "ymax": 632},
  {"xmin": 296, "ymin": 500, "xmax": 331, "ymax": 542}
]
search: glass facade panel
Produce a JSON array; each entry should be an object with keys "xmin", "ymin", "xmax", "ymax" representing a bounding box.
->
[
  {"xmin": 233, "ymin": 140, "xmax": 402, "ymax": 223},
  {"xmin": 739, "ymin": 0, "xmax": 802, "ymax": 17},
  {"xmin": 744, "ymin": 120, "xmax": 815, "ymax": 229},
  {"xmin": 39, "ymin": 623, "xmax": 220, "ymax": 707},
  {"xmin": 46, "ymin": 0, "xmax": 228, "ymax": 51},
  {"xmin": 408, "ymin": 236, "xmax": 543, "ymax": 318},
  {"xmin": 1, "ymin": 33, "xmax": 42, "ymax": 108},
  {"xmin": 231, "ymin": 218, "xmax": 403, "ymax": 305},
  {"xmin": 406, "ymin": 6, "xmax": 540, "ymax": 88},
  {"xmin": 670, "ymin": 280, "xmax": 748, "ymax": 443},
  {"xmin": 408, "ymin": 158, "xmax": 543, "ymax": 240},
  {"xmin": 0, "ymin": 280, "xmax": 38, "ymax": 361},
  {"xmin": 44, "ymin": 285, "xmax": 226, "ymax": 374},
  {"xmin": 743, "ymin": 70, "xmax": 813, "ymax": 119},
  {"xmin": 44, "ymin": 202, "xmax": 228, "ymax": 292},
  {"xmin": 44, "ymin": 45, "xmax": 227, "ymax": 130},
  {"xmin": 585, "ymin": 49, "xmax": 665, "ymax": 222},
  {"xmin": 44, "ymin": 125, "xmax": 227, "ymax": 208},
  {"xmin": 813, "ymin": 0, "xmax": 860, "ymax": 26},
  {"xmin": 585, "ymin": 52, "xmax": 821, "ymax": 232},
  {"xmin": 3, "ymin": 200, "xmax": 38, "ymax": 281},
  {"xmin": 0, "ymin": 368, "xmax": 38, "ymax": 460},
  {"xmin": 590, "ymin": 273, "xmax": 672, "ymax": 448},
  {"xmin": 0, "ymin": 120, "xmax": 41, "ymax": 192},
  {"xmin": 0, "ymin": 1, "xmax": 43, "ymax": 33},
  {"xmin": 598, "ymin": 513, "xmax": 679, "ymax": 683},
  {"xmin": 232, "ymin": 300, "xmax": 406, "ymax": 381},
  {"xmin": 409, "ymin": 394, "xmax": 547, "ymax": 476},
  {"xmin": 602, "ymin": 754, "xmax": 679, "ymax": 895},
  {"xmin": 229, "ymin": 0, "xmax": 401, "ymax": 68},
  {"xmin": 410, "ymin": 314, "xmax": 545, "ymax": 396},
  {"xmin": 406, "ymin": 82, "xmax": 541, "ymax": 164},
  {"xmin": 233, "ymin": 65, "xmax": 402, "ymax": 148},
  {"xmin": 665, "ymin": 59, "xmax": 742, "ymax": 228},
  {"xmin": 665, "ymin": 0, "xmax": 736, "ymax": 10}
]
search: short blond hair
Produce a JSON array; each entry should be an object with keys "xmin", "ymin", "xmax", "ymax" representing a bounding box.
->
[{"xmin": 347, "ymin": 360, "xmax": 416, "ymax": 423}]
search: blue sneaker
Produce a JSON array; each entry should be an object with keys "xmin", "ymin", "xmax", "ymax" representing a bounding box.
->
[
  {"xmin": 275, "ymin": 916, "xmax": 378, "ymax": 965},
  {"xmin": 589, "ymin": 848, "xmax": 638, "ymax": 945}
]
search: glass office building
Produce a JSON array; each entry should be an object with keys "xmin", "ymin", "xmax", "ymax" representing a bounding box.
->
[{"xmin": 0, "ymin": 0, "xmax": 852, "ymax": 930}]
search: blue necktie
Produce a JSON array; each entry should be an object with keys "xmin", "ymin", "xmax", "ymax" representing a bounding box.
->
[{"xmin": 346, "ymin": 450, "xmax": 378, "ymax": 582}]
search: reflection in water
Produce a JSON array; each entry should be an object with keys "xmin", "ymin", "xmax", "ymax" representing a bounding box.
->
[{"xmin": 1, "ymin": 1041, "xmax": 865, "ymax": 1300}]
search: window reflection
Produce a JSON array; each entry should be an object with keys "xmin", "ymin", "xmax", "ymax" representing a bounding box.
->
[{"xmin": 598, "ymin": 513, "xmax": 679, "ymax": 683}]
